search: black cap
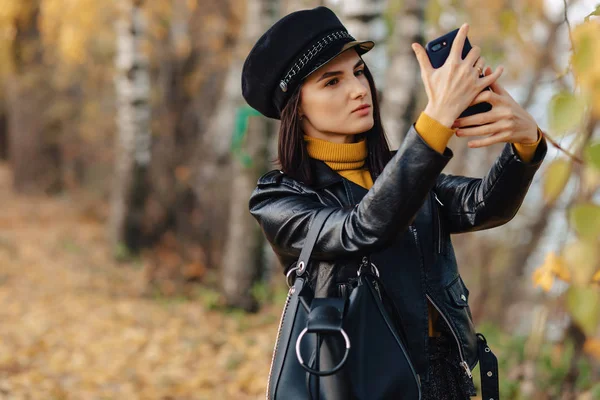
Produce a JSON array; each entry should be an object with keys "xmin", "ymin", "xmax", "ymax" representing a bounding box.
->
[{"xmin": 241, "ymin": 6, "xmax": 374, "ymax": 120}]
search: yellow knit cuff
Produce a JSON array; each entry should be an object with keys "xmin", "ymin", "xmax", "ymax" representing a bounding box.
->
[
  {"xmin": 415, "ymin": 112, "xmax": 455, "ymax": 154},
  {"xmin": 513, "ymin": 127, "xmax": 543, "ymax": 163}
]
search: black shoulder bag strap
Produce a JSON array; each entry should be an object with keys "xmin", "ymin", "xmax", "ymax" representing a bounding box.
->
[
  {"xmin": 294, "ymin": 207, "xmax": 336, "ymax": 279},
  {"xmin": 294, "ymin": 208, "xmax": 337, "ymax": 400},
  {"xmin": 477, "ymin": 333, "xmax": 500, "ymax": 400},
  {"xmin": 270, "ymin": 208, "xmax": 337, "ymax": 400}
]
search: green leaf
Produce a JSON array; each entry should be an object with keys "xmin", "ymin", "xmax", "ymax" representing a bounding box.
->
[
  {"xmin": 585, "ymin": 142, "xmax": 600, "ymax": 171},
  {"xmin": 500, "ymin": 10, "xmax": 518, "ymax": 34},
  {"xmin": 563, "ymin": 239, "xmax": 599, "ymax": 286},
  {"xmin": 543, "ymin": 159, "xmax": 572, "ymax": 203},
  {"xmin": 548, "ymin": 91, "xmax": 587, "ymax": 135},
  {"xmin": 231, "ymin": 105, "xmax": 261, "ymax": 167},
  {"xmin": 566, "ymin": 286, "xmax": 600, "ymax": 336},
  {"xmin": 569, "ymin": 203, "xmax": 600, "ymax": 240},
  {"xmin": 584, "ymin": 4, "xmax": 600, "ymax": 22},
  {"xmin": 572, "ymin": 26, "xmax": 595, "ymax": 77}
]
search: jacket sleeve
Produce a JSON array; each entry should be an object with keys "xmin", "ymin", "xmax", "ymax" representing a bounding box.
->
[
  {"xmin": 434, "ymin": 136, "xmax": 547, "ymax": 234},
  {"xmin": 249, "ymin": 125, "xmax": 452, "ymax": 261}
]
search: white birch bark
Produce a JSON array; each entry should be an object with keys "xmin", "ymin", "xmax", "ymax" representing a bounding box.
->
[
  {"xmin": 380, "ymin": 0, "xmax": 426, "ymax": 149},
  {"xmin": 219, "ymin": 0, "xmax": 279, "ymax": 310},
  {"xmin": 110, "ymin": 0, "xmax": 151, "ymax": 251}
]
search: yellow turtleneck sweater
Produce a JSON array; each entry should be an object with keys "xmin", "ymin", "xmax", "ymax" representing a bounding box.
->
[{"xmin": 304, "ymin": 111, "xmax": 543, "ymax": 336}]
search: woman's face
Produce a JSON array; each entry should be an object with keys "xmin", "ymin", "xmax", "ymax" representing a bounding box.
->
[{"xmin": 299, "ymin": 49, "xmax": 374, "ymax": 144}]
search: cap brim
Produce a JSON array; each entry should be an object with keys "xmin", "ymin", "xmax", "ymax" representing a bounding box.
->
[
  {"xmin": 300, "ymin": 39, "xmax": 375, "ymax": 81},
  {"xmin": 340, "ymin": 40, "xmax": 374, "ymax": 54}
]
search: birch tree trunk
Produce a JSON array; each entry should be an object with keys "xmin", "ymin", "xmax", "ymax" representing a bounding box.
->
[
  {"xmin": 380, "ymin": 0, "xmax": 426, "ymax": 149},
  {"xmin": 110, "ymin": 0, "xmax": 152, "ymax": 253},
  {"xmin": 219, "ymin": 0, "xmax": 279, "ymax": 310},
  {"xmin": 335, "ymin": 0, "xmax": 388, "ymax": 94}
]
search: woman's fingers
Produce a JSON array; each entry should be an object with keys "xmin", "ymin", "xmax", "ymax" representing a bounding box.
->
[
  {"xmin": 453, "ymin": 107, "xmax": 502, "ymax": 128},
  {"xmin": 450, "ymin": 24, "xmax": 469, "ymax": 61},
  {"xmin": 411, "ymin": 43, "xmax": 433, "ymax": 75},
  {"xmin": 478, "ymin": 65, "xmax": 504, "ymax": 90},
  {"xmin": 464, "ymin": 45, "xmax": 481, "ymax": 68},
  {"xmin": 474, "ymin": 56, "xmax": 485, "ymax": 76},
  {"xmin": 468, "ymin": 89, "xmax": 498, "ymax": 107},
  {"xmin": 467, "ymin": 131, "xmax": 512, "ymax": 148},
  {"xmin": 488, "ymin": 74, "xmax": 508, "ymax": 95},
  {"xmin": 456, "ymin": 120, "xmax": 510, "ymax": 137}
]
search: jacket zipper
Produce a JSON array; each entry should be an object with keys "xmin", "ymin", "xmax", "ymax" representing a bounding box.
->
[
  {"xmin": 409, "ymin": 224, "xmax": 472, "ymax": 379},
  {"xmin": 433, "ymin": 192, "xmax": 443, "ymax": 254},
  {"xmin": 266, "ymin": 285, "xmax": 295, "ymax": 399},
  {"xmin": 426, "ymin": 294, "xmax": 472, "ymax": 378}
]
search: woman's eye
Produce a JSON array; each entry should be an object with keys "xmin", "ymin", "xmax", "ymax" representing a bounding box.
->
[
  {"xmin": 355, "ymin": 69, "xmax": 364, "ymax": 76},
  {"xmin": 325, "ymin": 78, "xmax": 338, "ymax": 87}
]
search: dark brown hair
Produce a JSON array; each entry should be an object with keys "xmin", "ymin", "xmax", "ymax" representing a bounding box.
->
[{"xmin": 277, "ymin": 63, "xmax": 391, "ymax": 186}]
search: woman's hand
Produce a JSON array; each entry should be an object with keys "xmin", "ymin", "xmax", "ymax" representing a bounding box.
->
[
  {"xmin": 411, "ymin": 23, "xmax": 504, "ymax": 128},
  {"xmin": 452, "ymin": 66, "xmax": 539, "ymax": 148}
]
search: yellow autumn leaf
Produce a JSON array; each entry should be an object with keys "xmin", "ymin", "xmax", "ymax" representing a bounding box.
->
[
  {"xmin": 593, "ymin": 269, "xmax": 600, "ymax": 284},
  {"xmin": 532, "ymin": 265, "xmax": 554, "ymax": 292},
  {"xmin": 533, "ymin": 252, "xmax": 570, "ymax": 290},
  {"xmin": 583, "ymin": 338, "xmax": 600, "ymax": 360}
]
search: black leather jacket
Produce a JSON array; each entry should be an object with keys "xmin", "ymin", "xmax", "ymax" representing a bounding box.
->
[{"xmin": 249, "ymin": 125, "xmax": 547, "ymax": 381}]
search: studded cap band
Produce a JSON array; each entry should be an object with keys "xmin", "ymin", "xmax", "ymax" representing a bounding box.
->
[{"xmin": 279, "ymin": 30, "xmax": 355, "ymax": 93}]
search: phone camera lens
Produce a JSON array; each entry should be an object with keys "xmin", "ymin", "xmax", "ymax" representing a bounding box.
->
[{"xmin": 432, "ymin": 43, "xmax": 442, "ymax": 52}]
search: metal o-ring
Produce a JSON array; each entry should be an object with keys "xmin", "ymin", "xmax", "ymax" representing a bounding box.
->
[
  {"xmin": 295, "ymin": 327, "xmax": 351, "ymax": 376},
  {"xmin": 286, "ymin": 265, "xmax": 300, "ymax": 288},
  {"xmin": 297, "ymin": 261, "xmax": 306, "ymax": 274}
]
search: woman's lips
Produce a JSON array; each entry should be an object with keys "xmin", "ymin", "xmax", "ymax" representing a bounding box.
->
[{"xmin": 352, "ymin": 105, "xmax": 371, "ymax": 116}]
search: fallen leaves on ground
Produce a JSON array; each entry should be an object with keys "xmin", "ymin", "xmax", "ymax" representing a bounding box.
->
[{"xmin": 0, "ymin": 165, "xmax": 279, "ymax": 400}]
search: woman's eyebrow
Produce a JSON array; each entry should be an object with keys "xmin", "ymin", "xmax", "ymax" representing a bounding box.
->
[{"xmin": 315, "ymin": 59, "xmax": 365, "ymax": 83}]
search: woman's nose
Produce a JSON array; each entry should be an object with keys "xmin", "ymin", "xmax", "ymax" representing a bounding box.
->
[{"xmin": 351, "ymin": 77, "xmax": 368, "ymax": 99}]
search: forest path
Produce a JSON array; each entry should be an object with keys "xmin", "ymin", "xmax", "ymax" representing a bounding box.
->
[{"xmin": 0, "ymin": 164, "xmax": 275, "ymax": 400}]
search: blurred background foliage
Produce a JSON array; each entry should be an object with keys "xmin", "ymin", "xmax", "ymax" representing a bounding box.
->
[{"xmin": 0, "ymin": 0, "xmax": 598, "ymax": 398}]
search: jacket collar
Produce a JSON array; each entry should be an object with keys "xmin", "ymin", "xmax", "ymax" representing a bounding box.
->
[
  {"xmin": 308, "ymin": 150, "xmax": 398, "ymax": 189},
  {"xmin": 309, "ymin": 158, "xmax": 344, "ymax": 189}
]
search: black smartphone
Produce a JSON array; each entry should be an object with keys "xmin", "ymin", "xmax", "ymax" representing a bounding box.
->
[{"xmin": 425, "ymin": 28, "xmax": 492, "ymax": 119}]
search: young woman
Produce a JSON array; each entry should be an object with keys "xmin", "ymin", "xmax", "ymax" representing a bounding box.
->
[{"xmin": 241, "ymin": 6, "xmax": 546, "ymax": 400}]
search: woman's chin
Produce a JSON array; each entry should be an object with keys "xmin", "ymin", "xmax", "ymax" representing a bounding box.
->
[{"xmin": 353, "ymin": 119, "xmax": 374, "ymax": 133}]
